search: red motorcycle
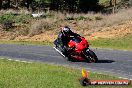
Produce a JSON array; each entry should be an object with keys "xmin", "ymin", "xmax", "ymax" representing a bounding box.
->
[{"xmin": 54, "ymin": 36, "xmax": 98, "ymax": 63}]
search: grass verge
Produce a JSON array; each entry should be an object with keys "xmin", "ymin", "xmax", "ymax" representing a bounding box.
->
[
  {"xmin": 0, "ymin": 34, "xmax": 132, "ymax": 51},
  {"xmin": 0, "ymin": 40, "xmax": 53, "ymax": 46},
  {"xmin": 89, "ymin": 34, "xmax": 132, "ymax": 51},
  {"xmin": 0, "ymin": 58, "xmax": 131, "ymax": 88}
]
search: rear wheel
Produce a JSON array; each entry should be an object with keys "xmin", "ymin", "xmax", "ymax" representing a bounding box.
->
[
  {"xmin": 67, "ymin": 56, "xmax": 73, "ymax": 61},
  {"xmin": 66, "ymin": 52, "xmax": 74, "ymax": 61}
]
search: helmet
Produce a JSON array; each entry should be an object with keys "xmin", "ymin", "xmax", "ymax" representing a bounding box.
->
[{"xmin": 62, "ymin": 26, "xmax": 70, "ymax": 35}]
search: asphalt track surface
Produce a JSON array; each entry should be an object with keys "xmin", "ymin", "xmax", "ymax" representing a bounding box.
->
[{"xmin": 0, "ymin": 44, "xmax": 132, "ymax": 80}]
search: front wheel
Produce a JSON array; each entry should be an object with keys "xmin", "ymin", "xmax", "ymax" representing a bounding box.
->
[{"xmin": 84, "ymin": 49, "xmax": 98, "ymax": 63}]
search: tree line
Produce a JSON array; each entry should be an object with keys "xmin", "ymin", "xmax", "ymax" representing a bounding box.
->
[
  {"xmin": 0, "ymin": 0, "xmax": 100, "ymax": 12},
  {"xmin": 0, "ymin": 0, "xmax": 32, "ymax": 10},
  {"xmin": 0, "ymin": 0, "xmax": 132, "ymax": 13}
]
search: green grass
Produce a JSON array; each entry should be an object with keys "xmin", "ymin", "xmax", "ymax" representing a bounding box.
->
[
  {"xmin": 0, "ymin": 34, "xmax": 132, "ymax": 51},
  {"xmin": 99, "ymin": 0, "xmax": 109, "ymax": 4},
  {"xmin": 99, "ymin": 0, "xmax": 110, "ymax": 6},
  {"xmin": 99, "ymin": 0, "xmax": 121, "ymax": 6},
  {"xmin": 89, "ymin": 34, "xmax": 132, "ymax": 50},
  {"xmin": 0, "ymin": 13, "xmax": 32, "ymax": 24},
  {"xmin": 0, "ymin": 40, "xmax": 53, "ymax": 46},
  {"xmin": 0, "ymin": 58, "xmax": 131, "ymax": 88}
]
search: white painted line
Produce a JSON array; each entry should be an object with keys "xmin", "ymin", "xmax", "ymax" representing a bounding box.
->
[
  {"xmin": 8, "ymin": 59, "xmax": 12, "ymax": 61},
  {"xmin": 118, "ymin": 77, "xmax": 131, "ymax": 80},
  {"xmin": 6, "ymin": 58, "xmax": 32, "ymax": 63},
  {"xmin": 20, "ymin": 60, "xmax": 32, "ymax": 63},
  {"xmin": 85, "ymin": 68, "xmax": 132, "ymax": 80},
  {"xmin": 15, "ymin": 60, "xmax": 20, "ymax": 62},
  {"xmin": 71, "ymin": 66, "xmax": 132, "ymax": 80},
  {"xmin": 0, "ymin": 58, "xmax": 4, "ymax": 60}
]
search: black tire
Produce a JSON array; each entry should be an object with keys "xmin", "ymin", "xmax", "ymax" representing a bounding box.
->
[
  {"xmin": 80, "ymin": 77, "xmax": 90, "ymax": 86},
  {"xmin": 67, "ymin": 54, "xmax": 74, "ymax": 61},
  {"xmin": 88, "ymin": 50, "xmax": 98, "ymax": 63},
  {"xmin": 84, "ymin": 49, "xmax": 98, "ymax": 63},
  {"xmin": 67, "ymin": 57, "xmax": 72, "ymax": 61}
]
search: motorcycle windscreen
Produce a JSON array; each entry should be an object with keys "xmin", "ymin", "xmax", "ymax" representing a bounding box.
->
[{"xmin": 72, "ymin": 37, "xmax": 82, "ymax": 43}]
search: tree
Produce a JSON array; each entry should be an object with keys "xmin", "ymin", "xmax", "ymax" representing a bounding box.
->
[
  {"xmin": 6, "ymin": 0, "xmax": 11, "ymax": 8},
  {"xmin": 24, "ymin": 0, "xmax": 33, "ymax": 10},
  {"xmin": 66, "ymin": 0, "xmax": 79, "ymax": 12},
  {"xmin": 109, "ymin": 0, "xmax": 117, "ymax": 13},
  {"xmin": 0, "ymin": 0, "xmax": 101, "ymax": 12},
  {"xmin": 1, "ymin": 0, "xmax": 11, "ymax": 9},
  {"xmin": 0, "ymin": 0, "xmax": 2, "ymax": 9},
  {"xmin": 14, "ymin": 0, "xmax": 19, "ymax": 8},
  {"xmin": 51, "ymin": 0, "xmax": 100, "ymax": 12},
  {"xmin": 79, "ymin": 0, "xmax": 99, "ymax": 12}
]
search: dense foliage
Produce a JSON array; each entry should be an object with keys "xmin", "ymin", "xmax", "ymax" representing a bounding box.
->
[
  {"xmin": 0, "ymin": 0, "xmax": 101, "ymax": 12},
  {"xmin": 0, "ymin": 0, "xmax": 132, "ymax": 12}
]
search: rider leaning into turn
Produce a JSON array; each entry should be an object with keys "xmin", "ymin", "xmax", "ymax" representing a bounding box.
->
[{"xmin": 56, "ymin": 26, "xmax": 80, "ymax": 51}]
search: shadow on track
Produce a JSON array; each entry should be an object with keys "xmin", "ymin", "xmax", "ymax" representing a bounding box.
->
[
  {"xmin": 96, "ymin": 60, "xmax": 115, "ymax": 63},
  {"xmin": 69, "ymin": 59, "xmax": 115, "ymax": 63}
]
